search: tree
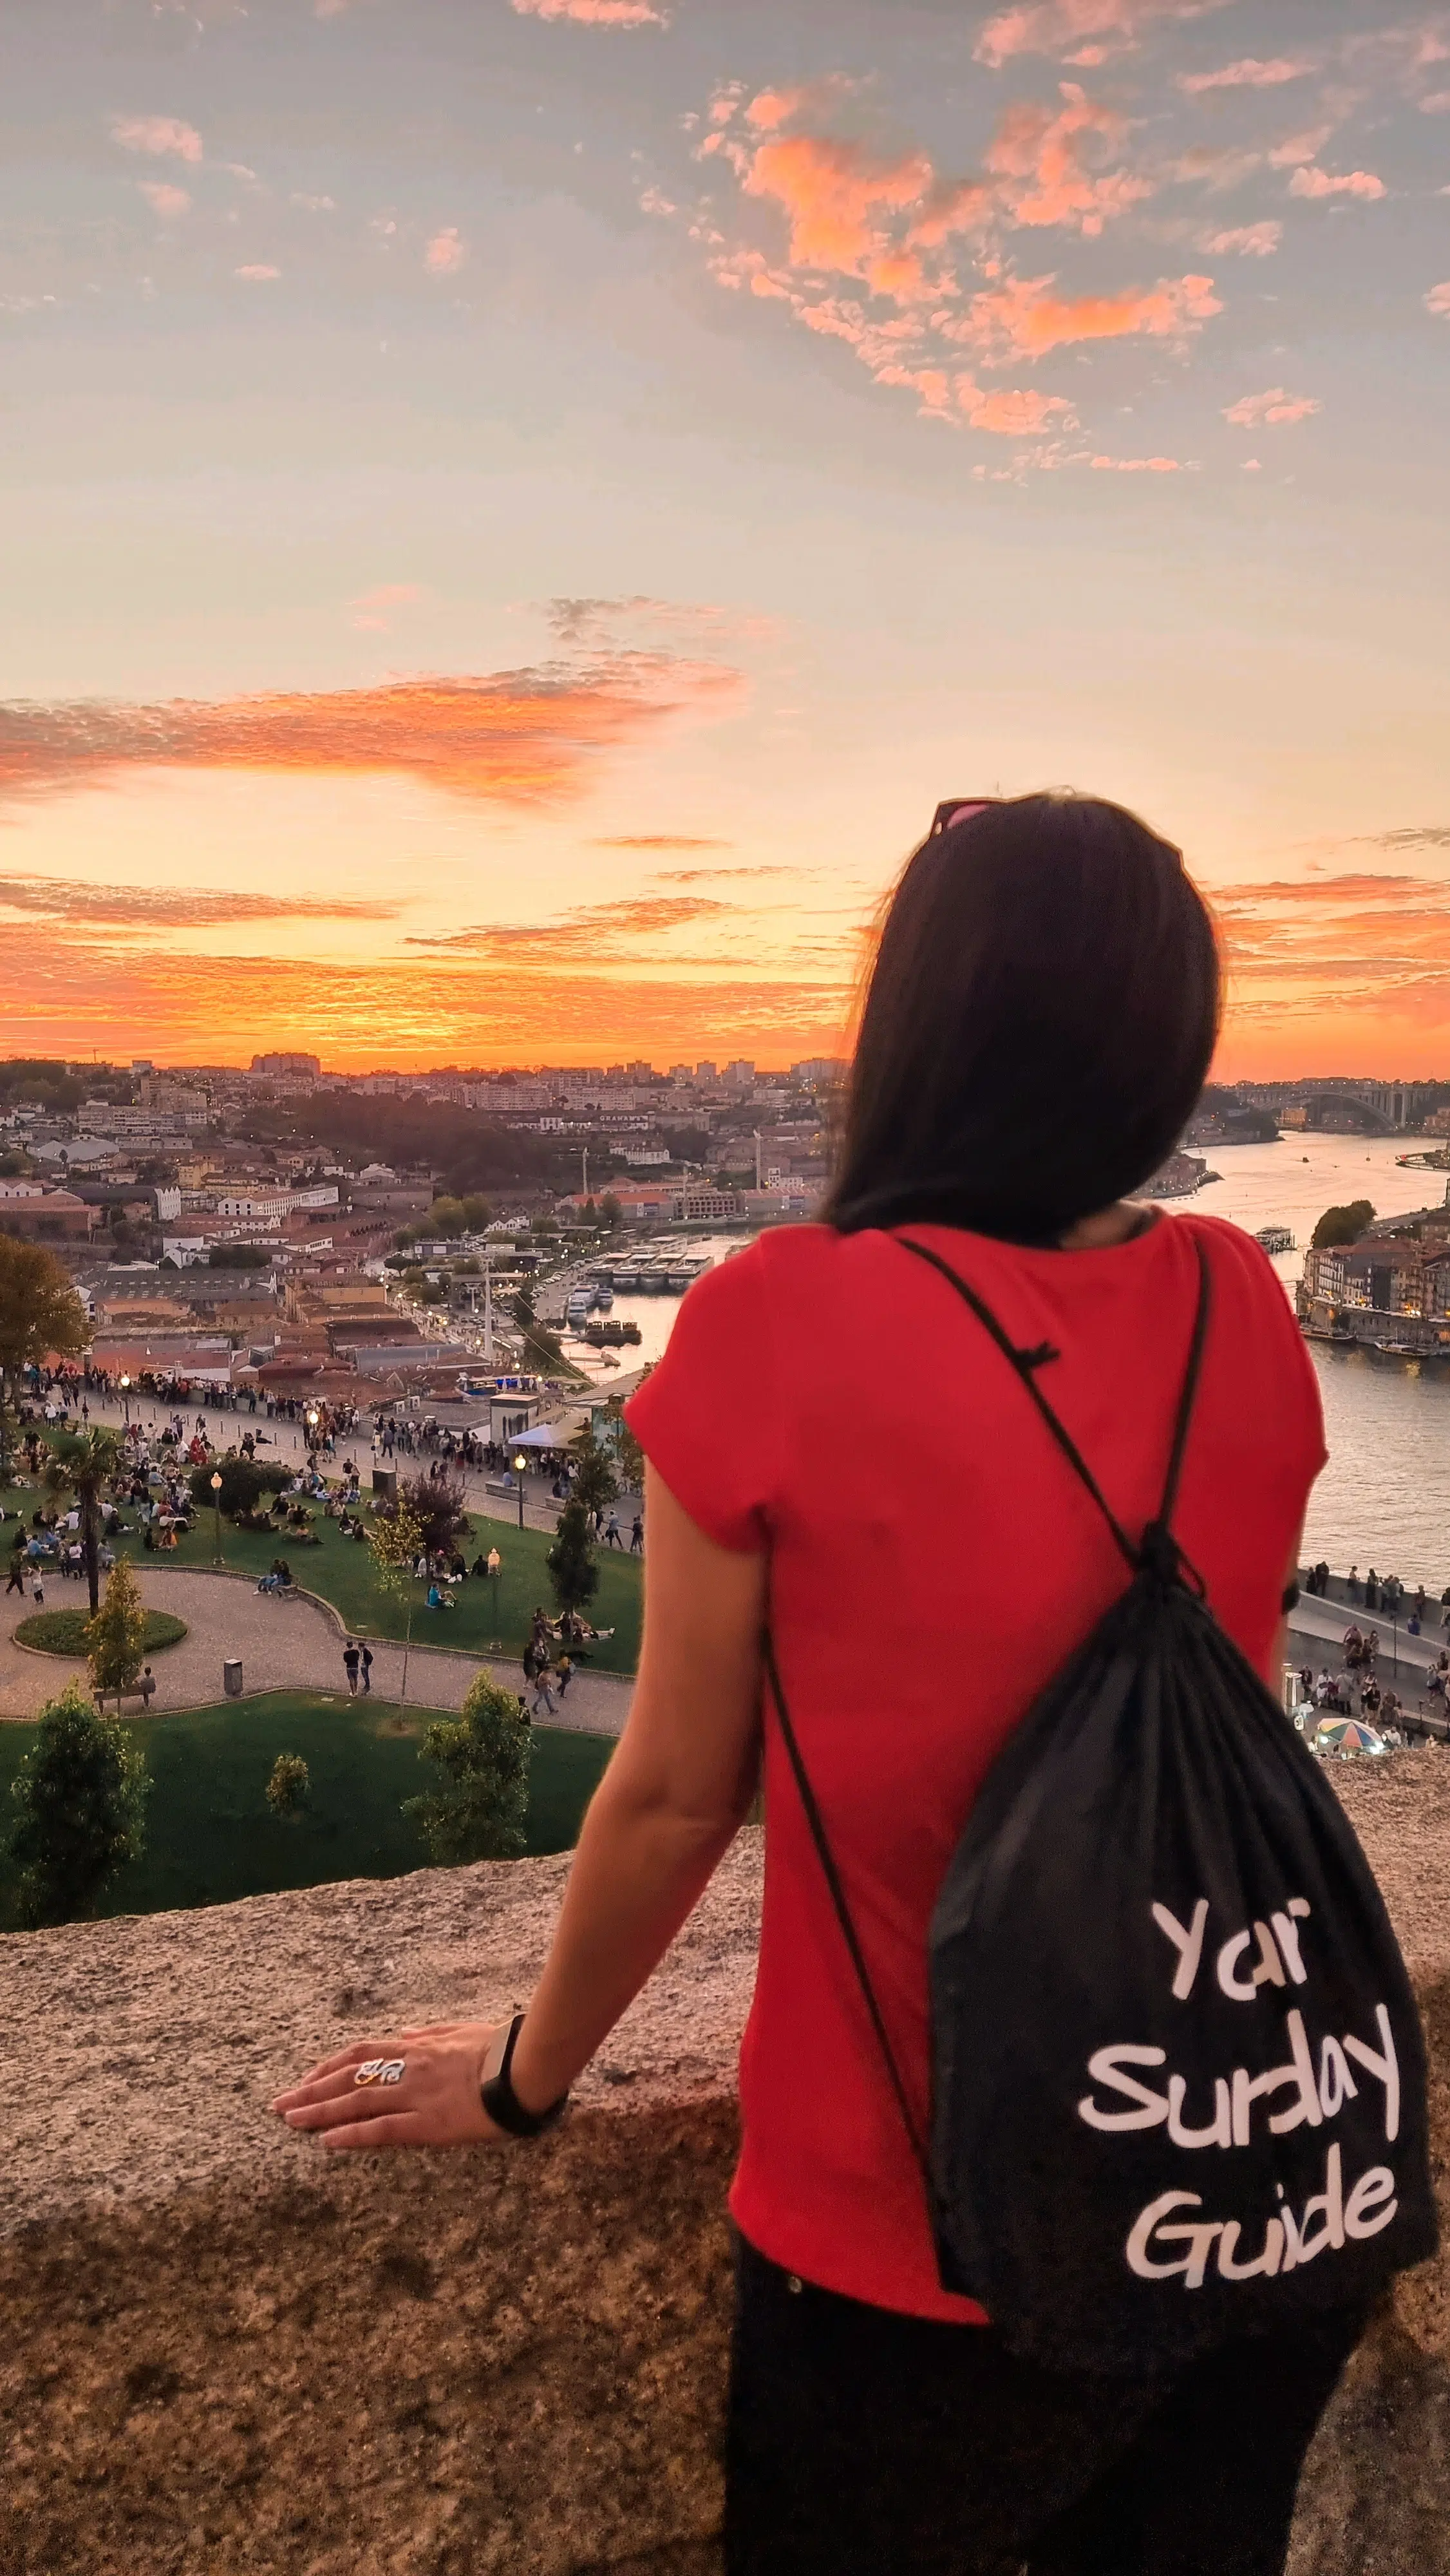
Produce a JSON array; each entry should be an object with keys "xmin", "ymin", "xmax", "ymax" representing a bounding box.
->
[
  {"xmin": 85, "ymin": 1553, "xmax": 149, "ymax": 1708},
  {"xmin": 599, "ymin": 1192, "xmax": 622, "ymax": 1232},
  {"xmin": 393, "ymin": 1468, "xmax": 470, "ymax": 1560},
  {"xmin": 266, "ymin": 1753, "xmax": 310, "ymax": 1816},
  {"xmin": 0, "ymin": 1237, "xmax": 88, "ymax": 1464},
  {"xmin": 44, "ymin": 1426, "xmax": 126, "ymax": 1614},
  {"xmin": 605, "ymin": 1376, "xmax": 648, "ymax": 1494},
  {"xmin": 208, "ymin": 1242, "xmax": 270, "ymax": 1269},
  {"xmin": 1312, "ymin": 1200, "xmax": 1376, "ymax": 1251},
  {"xmin": 547, "ymin": 1499, "xmax": 599, "ymax": 1618},
  {"xmin": 569, "ymin": 1426, "xmax": 618, "ymax": 1517},
  {"xmin": 7, "ymin": 1680, "xmax": 149, "ymax": 1927},
  {"xmin": 187, "ymin": 1454, "xmax": 292, "ymax": 1521},
  {"xmin": 428, "ymin": 1195, "xmax": 468, "ymax": 1237},
  {"xmin": 404, "ymin": 1672, "xmax": 530, "ymax": 1864},
  {"xmin": 460, "ymin": 1193, "xmax": 492, "ymax": 1231},
  {"xmin": 368, "ymin": 1495, "xmax": 426, "ymax": 1720}
]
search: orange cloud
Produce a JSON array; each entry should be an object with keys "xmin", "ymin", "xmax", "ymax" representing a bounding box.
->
[
  {"xmin": 0, "ymin": 876, "xmax": 401, "ymax": 931},
  {"xmin": 1287, "ymin": 166, "xmax": 1386, "ymax": 200},
  {"xmin": 138, "ymin": 180, "xmax": 191, "ymax": 217},
  {"xmin": 350, "ymin": 582, "xmax": 426, "ymax": 634},
  {"xmin": 956, "ymin": 269, "xmax": 1221, "ymax": 360},
  {"xmin": 975, "ymin": 0, "xmax": 1234, "ymax": 69},
  {"xmin": 1209, "ymin": 870, "xmax": 1450, "ymax": 1066},
  {"xmin": 406, "ymin": 893, "xmax": 738, "ymax": 963},
  {"xmin": 110, "ymin": 114, "xmax": 203, "ymax": 162},
  {"xmin": 0, "ymin": 655, "xmax": 744, "ymax": 810},
  {"xmin": 424, "ymin": 226, "xmax": 466, "ymax": 273},
  {"xmin": 983, "ymin": 84, "xmax": 1154, "ymax": 235},
  {"xmin": 1222, "ymin": 386, "xmax": 1321, "ymax": 426},
  {"xmin": 1089, "ymin": 453, "xmax": 1189, "ymax": 469},
  {"xmin": 235, "ymin": 264, "xmax": 281, "ymax": 281},
  {"xmin": 742, "ymin": 133, "xmax": 934, "ymax": 286},
  {"xmin": 1178, "ymin": 58, "xmax": 1312, "ymax": 91},
  {"xmin": 1428, "ymin": 282, "xmax": 1450, "ymax": 316},
  {"xmin": 591, "ymin": 834, "xmax": 733, "ymax": 849},
  {"xmin": 509, "ymin": 0, "xmax": 667, "ymax": 23}
]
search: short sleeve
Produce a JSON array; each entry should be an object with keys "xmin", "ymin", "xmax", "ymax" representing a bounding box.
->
[{"xmin": 625, "ymin": 1242, "xmax": 780, "ymax": 1551}]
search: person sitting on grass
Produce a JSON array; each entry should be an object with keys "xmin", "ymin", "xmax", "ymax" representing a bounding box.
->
[{"xmin": 426, "ymin": 1581, "xmax": 453, "ymax": 1611}]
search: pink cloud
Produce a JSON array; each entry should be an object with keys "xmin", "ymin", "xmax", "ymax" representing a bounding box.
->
[
  {"xmin": 1427, "ymin": 281, "xmax": 1450, "ymax": 316},
  {"xmin": 742, "ymin": 133, "xmax": 934, "ymax": 283},
  {"xmin": 1422, "ymin": 89, "xmax": 1450, "ymax": 111},
  {"xmin": 1288, "ymin": 166, "xmax": 1387, "ymax": 200},
  {"xmin": 424, "ymin": 226, "xmax": 466, "ymax": 274},
  {"xmin": 110, "ymin": 113, "xmax": 203, "ymax": 164},
  {"xmin": 1266, "ymin": 126, "xmax": 1335, "ymax": 169},
  {"xmin": 509, "ymin": 0, "xmax": 667, "ymax": 23},
  {"xmin": 1198, "ymin": 221, "xmax": 1281, "ymax": 254},
  {"xmin": 1178, "ymin": 58, "xmax": 1312, "ymax": 92},
  {"xmin": 1222, "ymin": 386, "xmax": 1321, "ymax": 426},
  {"xmin": 974, "ymin": 0, "xmax": 1235, "ymax": 70},
  {"xmin": 961, "ymin": 379, "xmax": 1078, "ymax": 431},
  {"xmin": 1089, "ymin": 453, "xmax": 1189, "ymax": 469},
  {"xmin": 983, "ymin": 84, "xmax": 1154, "ymax": 236},
  {"xmin": 138, "ymin": 180, "xmax": 191, "ymax": 217},
  {"xmin": 350, "ymin": 583, "xmax": 426, "ymax": 634},
  {"xmin": 234, "ymin": 264, "xmax": 281, "ymax": 281},
  {"xmin": 957, "ymin": 269, "xmax": 1221, "ymax": 361}
]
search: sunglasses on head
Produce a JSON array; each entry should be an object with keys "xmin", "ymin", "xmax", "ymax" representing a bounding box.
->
[{"xmin": 929, "ymin": 799, "xmax": 1004, "ymax": 836}]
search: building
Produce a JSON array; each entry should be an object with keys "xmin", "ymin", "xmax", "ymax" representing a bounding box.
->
[
  {"xmin": 252, "ymin": 1052, "xmax": 321, "ymax": 1079},
  {"xmin": 671, "ymin": 1185, "xmax": 740, "ymax": 1222},
  {"xmin": 0, "ymin": 1180, "xmax": 95, "ymax": 1242}
]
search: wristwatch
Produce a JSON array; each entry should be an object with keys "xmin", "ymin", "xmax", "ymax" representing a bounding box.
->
[{"xmin": 480, "ymin": 2012, "xmax": 569, "ymax": 2139}]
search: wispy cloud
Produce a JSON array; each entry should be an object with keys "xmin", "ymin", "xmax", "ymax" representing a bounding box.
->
[
  {"xmin": 0, "ymin": 876, "xmax": 401, "ymax": 931},
  {"xmin": 350, "ymin": 583, "xmax": 426, "ymax": 634},
  {"xmin": 291, "ymin": 192, "xmax": 337, "ymax": 212},
  {"xmin": 510, "ymin": 0, "xmax": 668, "ymax": 24},
  {"xmin": 590, "ymin": 833, "xmax": 733, "ymax": 849},
  {"xmin": 235, "ymin": 264, "xmax": 281, "ymax": 281},
  {"xmin": 406, "ymin": 893, "xmax": 735, "ymax": 961},
  {"xmin": 1222, "ymin": 386, "xmax": 1321, "ymax": 426},
  {"xmin": 1287, "ymin": 165, "xmax": 1386, "ymax": 200},
  {"xmin": 0, "ymin": 653, "xmax": 744, "ymax": 810},
  {"xmin": 138, "ymin": 180, "xmax": 191, "ymax": 218},
  {"xmin": 1197, "ymin": 222, "xmax": 1281, "ymax": 256},
  {"xmin": 424, "ymin": 226, "xmax": 466, "ymax": 274},
  {"xmin": 1178, "ymin": 58, "xmax": 1312, "ymax": 92},
  {"xmin": 1427, "ymin": 281, "xmax": 1450, "ymax": 316},
  {"xmin": 974, "ymin": 0, "xmax": 1236, "ymax": 70},
  {"xmin": 110, "ymin": 114, "xmax": 203, "ymax": 163}
]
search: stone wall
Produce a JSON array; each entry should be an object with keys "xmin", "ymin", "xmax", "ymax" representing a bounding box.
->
[{"xmin": 3, "ymin": 1768, "xmax": 1448, "ymax": 2576}]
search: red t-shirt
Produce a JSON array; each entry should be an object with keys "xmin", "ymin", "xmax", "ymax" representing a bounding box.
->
[{"xmin": 626, "ymin": 1213, "xmax": 1326, "ymax": 2324}]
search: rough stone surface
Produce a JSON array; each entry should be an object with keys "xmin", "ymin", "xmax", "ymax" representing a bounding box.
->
[{"xmin": 2, "ymin": 1768, "xmax": 1448, "ymax": 2574}]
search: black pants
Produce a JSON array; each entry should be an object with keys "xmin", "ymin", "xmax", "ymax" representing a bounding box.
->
[{"xmin": 726, "ymin": 2234, "xmax": 1363, "ymax": 2576}]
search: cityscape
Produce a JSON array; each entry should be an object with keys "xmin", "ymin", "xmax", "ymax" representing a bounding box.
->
[{"xmin": 5, "ymin": 0, "xmax": 1450, "ymax": 2564}]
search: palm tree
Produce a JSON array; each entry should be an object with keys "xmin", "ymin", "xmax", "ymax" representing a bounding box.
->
[{"xmin": 44, "ymin": 1426, "xmax": 126, "ymax": 1615}]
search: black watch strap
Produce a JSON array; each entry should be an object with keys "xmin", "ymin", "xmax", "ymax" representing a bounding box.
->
[{"xmin": 480, "ymin": 2012, "xmax": 569, "ymax": 2139}]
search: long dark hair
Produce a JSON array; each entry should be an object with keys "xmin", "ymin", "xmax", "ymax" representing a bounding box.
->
[{"xmin": 827, "ymin": 792, "xmax": 1220, "ymax": 1245}]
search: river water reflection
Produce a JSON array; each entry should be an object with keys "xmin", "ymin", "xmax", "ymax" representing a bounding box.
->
[{"xmin": 576, "ymin": 1141, "xmax": 1450, "ymax": 1587}]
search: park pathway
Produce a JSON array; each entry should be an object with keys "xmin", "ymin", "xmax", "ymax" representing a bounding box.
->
[{"xmin": 0, "ymin": 1565, "xmax": 633, "ymax": 1738}]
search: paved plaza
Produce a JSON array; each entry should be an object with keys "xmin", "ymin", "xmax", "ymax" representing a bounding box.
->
[{"xmin": 0, "ymin": 1562, "xmax": 632, "ymax": 1737}]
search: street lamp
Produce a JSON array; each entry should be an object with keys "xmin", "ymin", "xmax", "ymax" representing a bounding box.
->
[
  {"xmin": 120, "ymin": 1373, "xmax": 131, "ymax": 1426},
  {"xmin": 513, "ymin": 1452, "xmax": 527, "ymax": 1531},
  {"xmin": 210, "ymin": 1468, "xmax": 223, "ymax": 1566}
]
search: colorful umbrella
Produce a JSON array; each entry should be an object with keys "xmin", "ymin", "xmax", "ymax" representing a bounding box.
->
[{"xmin": 1313, "ymin": 1717, "xmax": 1387, "ymax": 1757}]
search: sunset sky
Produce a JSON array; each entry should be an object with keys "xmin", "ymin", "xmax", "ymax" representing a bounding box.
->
[{"xmin": 3, "ymin": 0, "xmax": 1449, "ymax": 1074}]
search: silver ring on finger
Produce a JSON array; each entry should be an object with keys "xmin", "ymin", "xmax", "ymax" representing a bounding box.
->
[{"xmin": 353, "ymin": 2058, "xmax": 406, "ymax": 2087}]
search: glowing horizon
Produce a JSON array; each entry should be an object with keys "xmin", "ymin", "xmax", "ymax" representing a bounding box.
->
[{"xmin": 5, "ymin": 1, "xmax": 1448, "ymax": 1077}]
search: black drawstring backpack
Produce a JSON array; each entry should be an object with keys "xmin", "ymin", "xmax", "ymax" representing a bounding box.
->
[{"xmin": 762, "ymin": 1233, "xmax": 1436, "ymax": 2377}]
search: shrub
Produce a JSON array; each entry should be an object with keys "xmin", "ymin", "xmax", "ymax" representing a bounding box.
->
[
  {"xmin": 16, "ymin": 1607, "xmax": 185, "ymax": 1660},
  {"xmin": 189, "ymin": 1455, "xmax": 293, "ymax": 1520},
  {"xmin": 547, "ymin": 1499, "xmax": 599, "ymax": 1618},
  {"xmin": 7, "ymin": 1681, "xmax": 149, "ymax": 1926},
  {"xmin": 404, "ymin": 1674, "xmax": 529, "ymax": 1864},
  {"xmin": 265, "ymin": 1753, "xmax": 310, "ymax": 1816}
]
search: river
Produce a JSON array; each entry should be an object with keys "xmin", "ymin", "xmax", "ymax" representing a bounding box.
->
[{"xmin": 571, "ymin": 1142, "xmax": 1450, "ymax": 1587}]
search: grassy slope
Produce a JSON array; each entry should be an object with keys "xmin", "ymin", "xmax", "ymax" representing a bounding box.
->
[
  {"xmin": 3, "ymin": 1479, "xmax": 643, "ymax": 1675},
  {"xmin": 0, "ymin": 1689, "xmax": 614, "ymax": 1924}
]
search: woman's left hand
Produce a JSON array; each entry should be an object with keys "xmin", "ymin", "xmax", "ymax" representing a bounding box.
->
[{"xmin": 271, "ymin": 2020, "xmax": 509, "ymax": 2153}]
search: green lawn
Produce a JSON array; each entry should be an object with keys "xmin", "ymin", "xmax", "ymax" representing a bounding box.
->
[
  {"xmin": 14, "ymin": 1607, "xmax": 187, "ymax": 1658},
  {"xmin": 0, "ymin": 1690, "xmax": 614, "ymax": 1926},
  {"xmin": 3, "ymin": 1475, "xmax": 643, "ymax": 1675}
]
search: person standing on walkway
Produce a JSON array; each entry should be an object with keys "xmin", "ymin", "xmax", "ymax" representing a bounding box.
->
[
  {"xmin": 343, "ymin": 1640, "xmax": 361, "ymax": 1696},
  {"xmin": 630, "ymin": 1514, "xmax": 644, "ymax": 1553},
  {"xmin": 360, "ymin": 1643, "xmax": 373, "ymax": 1695},
  {"xmin": 276, "ymin": 791, "xmax": 1357, "ymax": 2576},
  {"xmin": 605, "ymin": 1513, "xmax": 621, "ymax": 1549}
]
